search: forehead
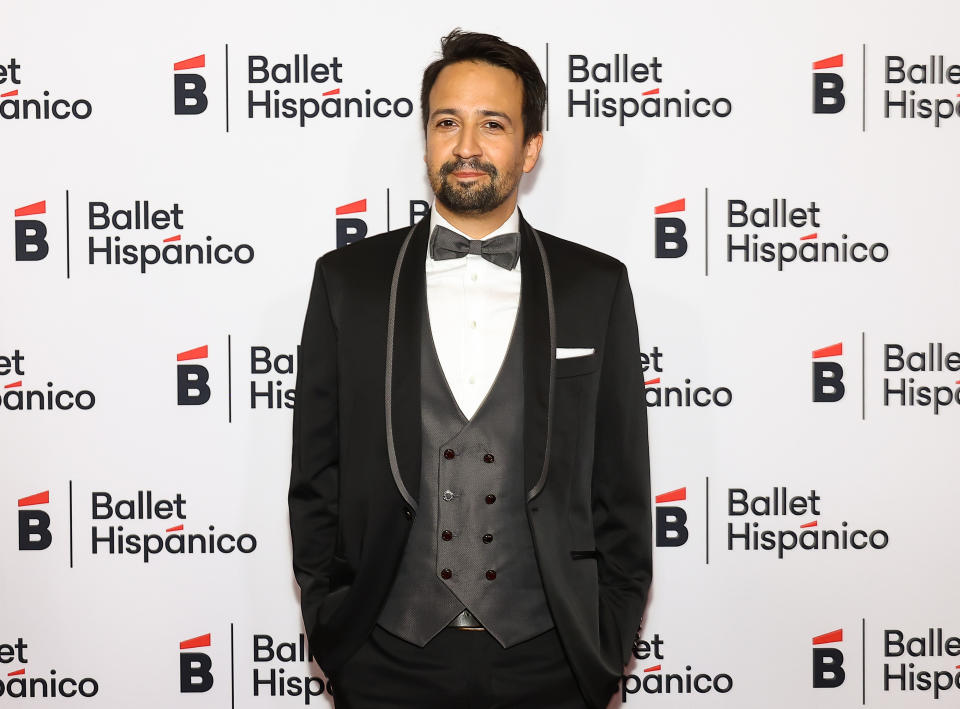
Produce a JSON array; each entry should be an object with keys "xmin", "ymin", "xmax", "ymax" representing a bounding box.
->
[{"xmin": 429, "ymin": 60, "xmax": 524, "ymax": 116}]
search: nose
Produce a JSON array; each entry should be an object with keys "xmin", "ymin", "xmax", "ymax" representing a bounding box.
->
[{"xmin": 453, "ymin": 125, "xmax": 481, "ymax": 160}]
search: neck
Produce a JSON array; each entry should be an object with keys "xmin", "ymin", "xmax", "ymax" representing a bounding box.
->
[{"xmin": 435, "ymin": 193, "xmax": 518, "ymax": 239}]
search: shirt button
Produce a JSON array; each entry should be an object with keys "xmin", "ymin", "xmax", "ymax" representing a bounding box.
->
[
  {"xmin": 443, "ymin": 490, "xmax": 455, "ymax": 502},
  {"xmin": 443, "ymin": 449, "xmax": 455, "ymax": 459},
  {"xmin": 482, "ymin": 533, "xmax": 493, "ymax": 544},
  {"xmin": 485, "ymin": 494, "xmax": 496, "ymax": 504},
  {"xmin": 485, "ymin": 569, "xmax": 497, "ymax": 580},
  {"xmin": 483, "ymin": 453, "xmax": 494, "ymax": 464},
  {"xmin": 471, "ymin": 273, "xmax": 478, "ymax": 282},
  {"xmin": 440, "ymin": 568, "xmax": 453, "ymax": 580},
  {"xmin": 441, "ymin": 530, "xmax": 453, "ymax": 541},
  {"xmin": 470, "ymin": 320, "xmax": 477, "ymax": 329},
  {"xmin": 468, "ymin": 375, "xmax": 475, "ymax": 385}
]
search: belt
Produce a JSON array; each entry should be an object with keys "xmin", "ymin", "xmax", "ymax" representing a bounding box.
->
[{"xmin": 447, "ymin": 609, "xmax": 485, "ymax": 631}]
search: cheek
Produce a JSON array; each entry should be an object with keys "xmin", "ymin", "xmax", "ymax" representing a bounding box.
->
[
  {"xmin": 485, "ymin": 146, "xmax": 515, "ymax": 172},
  {"xmin": 424, "ymin": 151, "xmax": 442, "ymax": 175},
  {"xmin": 425, "ymin": 139, "xmax": 451, "ymax": 169}
]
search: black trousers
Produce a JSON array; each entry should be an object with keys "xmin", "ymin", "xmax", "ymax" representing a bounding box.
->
[{"xmin": 330, "ymin": 625, "xmax": 590, "ymax": 709}]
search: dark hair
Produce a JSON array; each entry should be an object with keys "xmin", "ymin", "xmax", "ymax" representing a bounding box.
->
[{"xmin": 421, "ymin": 29, "xmax": 546, "ymax": 141}]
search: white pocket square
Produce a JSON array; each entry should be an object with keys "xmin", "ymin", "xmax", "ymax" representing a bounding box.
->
[{"xmin": 556, "ymin": 347, "xmax": 595, "ymax": 359}]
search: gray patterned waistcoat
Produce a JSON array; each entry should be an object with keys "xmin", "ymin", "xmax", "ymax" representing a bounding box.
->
[{"xmin": 377, "ymin": 300, "xmax": 554, "ymax": 647}]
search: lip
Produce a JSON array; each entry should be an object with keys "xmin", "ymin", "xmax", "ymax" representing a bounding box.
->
[{"xmin": 451, "ymin": 171, "xmax": 488, "ymax": 179}]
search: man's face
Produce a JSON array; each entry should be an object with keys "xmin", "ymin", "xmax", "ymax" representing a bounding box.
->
[{"xmin": 425, "ymin": 60, "xmax": 542, "ymax": 215}]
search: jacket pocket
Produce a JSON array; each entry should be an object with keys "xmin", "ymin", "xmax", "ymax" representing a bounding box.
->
[
  {"xmin": 329, "ymin": 554, "xmax": 355, "ymax": 589},
  {"xmin": 317, "ymin": 584, "xmax": 351, "ymax": 626},
  {"xmin": 570, "ymin": 549, "xmax": 600, "ymax": 560},
  {"xmin": 554, "ymin": 352, "xmax": 599, "ymax": 378}
]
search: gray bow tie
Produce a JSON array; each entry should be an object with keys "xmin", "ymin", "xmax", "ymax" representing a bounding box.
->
[{"xmin": 429, "ymin": 225, "xmax": 521, "ymax": 270}]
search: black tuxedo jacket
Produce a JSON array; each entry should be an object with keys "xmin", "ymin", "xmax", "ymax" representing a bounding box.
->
[{"xmin": 289, "ymin": 214, "xmax": 652, "ymax": 709}]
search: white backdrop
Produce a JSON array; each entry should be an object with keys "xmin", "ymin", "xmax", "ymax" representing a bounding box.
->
[{"xmin": 2, "ymin": 1, "xmax": 959, "ymax": 706}]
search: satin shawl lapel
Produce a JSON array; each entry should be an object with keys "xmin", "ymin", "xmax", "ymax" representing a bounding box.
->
[
  {"xmin": 519, "ymin": 213, "xmax": 555, "ymax": 500},
  {"xmin": 384, "ymin": 214, "xmax": 555, "ymax": 508},
  {"xmin": 385, "ymin": 218, "xmax": 430, "ymax": 509}
]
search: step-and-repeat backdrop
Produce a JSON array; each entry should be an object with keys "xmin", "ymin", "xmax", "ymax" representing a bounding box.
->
[{"xmin": 3, "ymin": 1, "xmax": 958, "ymax": 706}]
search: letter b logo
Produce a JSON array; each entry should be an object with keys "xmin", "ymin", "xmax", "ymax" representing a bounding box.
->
[
  {"xmin": 812, "ymin": 343, "xmax": 845, "ymax": 403},
  {"xmin": 17, "ymin": 491, "xmax": 52, "ymax": 551},
  {"xmin": 173, "ymin": 55, "xmax": 208, "ymax": 116},
  {"xmin": 176, "ymin": 346, "xmax": 211, "ymax": 406},
  {"xmin": 655, "ymin": 218, "xmax": 687, "ymax": 258},
  {"xmin": 180, "ymin": 653, "xmax": 214, "ymax": 692},
  {"xmin": 812, "ymin": 55, "xmax": 846, "ymax": 115},
  {"xmin": 179, "ymin": 634, "xmax": 214, "ymax": 693},
  {"xmin": 813, "ymin": 74, "xmax": 845, "ymax": 114},
  {"xmin": 335, "ymin": 199, "xmax": 368, "ymax": 248},
  {"xmin": 14, "ymin": 201, "xmax": 49, "ymax": 261},
  {"xmin": 655, "ymin": 488, "xmax": 688, "ymax": 548},
  {"xmin": 178, "ymin": 365, "xmax": 211, "ymax": 405},
  {"xmin": 19, "ymin": 510, "xmax": 52, "ymax": 550},
  {"xmin": 812, "ymin": 648, "xmax": 845, "ymax": 688},
  {"xmin": 812, "ymin": 628, "xmax": 845, "ymax": 688},
  {"xmin": 15, "ymin": 220, "xmax": 49, "ymax": 261},
  {"xmin": 656, "ymin": 507, "xmax": 688, "ymax": 547},
  {"xmin": 654, "ymin": 199, "xmax": 688, "ymax": 259},
  {"xmin": 813, "ymin": 363, "xmax": 845, "ymax": 403},
  {"xmin": 336, "ymin": 218, "xmax": 367, "ymax": 248},
  {"xmin": 175, "ymin": 75, "xmax": 208, "ymax": 115}
]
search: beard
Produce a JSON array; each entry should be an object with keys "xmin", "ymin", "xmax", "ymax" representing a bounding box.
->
[{"xmin": 429, "ymin": 158, "xmax": 520, "ymax": 215}]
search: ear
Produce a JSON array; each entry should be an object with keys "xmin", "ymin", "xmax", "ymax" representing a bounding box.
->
[{"xmin": 522, "ymin": 132, "xmax": 543, "ymax": 173}]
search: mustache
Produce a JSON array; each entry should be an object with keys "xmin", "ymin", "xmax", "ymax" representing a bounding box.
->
[{"xmin": 439, "ymin": 159, "xmax": 499, "ymax": 178}]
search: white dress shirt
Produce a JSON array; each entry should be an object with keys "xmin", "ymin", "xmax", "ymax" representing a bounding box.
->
[{"xmin": 425, "ymin": 203, "xmax": 522, "ymax": 420}]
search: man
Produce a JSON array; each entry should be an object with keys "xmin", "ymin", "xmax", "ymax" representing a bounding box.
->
[{"xmin": 290, "ymin": 30, "xmax": 651, "ymax": 709}]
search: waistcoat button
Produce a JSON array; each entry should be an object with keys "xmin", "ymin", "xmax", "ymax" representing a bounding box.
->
[
  {"xmin": 485, "ymin": 569, "xmax": 497, "ymax": 580},
  {"xmin": 443, "ymin": 449, "xmax": 456, "ymax": 459},
  {"xmin": 443, "ymin": 490, "xmax": 455, "ymax": 502},
  {"xmin": 483, "ymin": 453, "xmax": 495, "ymax": 463},
  {"xmin": 485, "ymin": 494, "xmax": 496, "ymax": 504},
  {"xmin": 482, "ymin": 533, "xmax": 493, "ymax": 543},
  {"xmin": 441, "ymin": 529, "xmax": 453, "ymax": 541},
  {"xmin": 440, "ymin": 568, "xmax": 452, "ymax": 579}
]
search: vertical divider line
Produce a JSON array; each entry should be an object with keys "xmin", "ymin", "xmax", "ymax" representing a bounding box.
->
[
  {"xmin": 230, "ymin": 622, "xmax": 236, "ymax": 709},
  {"xmin": 225, "ymin": 44, "xmax": 230, "ymax": 133},
  {"xmin": 69, "ymin": 479, "xmax": 74, "ymax": 568},
  {"xmin": 228, "ymin": 334, "xmax": 233, "ymax": 423},
  {"xmin": 65, "ymin": 190, "xmax": 71, "ymax": 279},
  {"xmin": 386, "ymin": 187, "xmax": 391, "ymax": 231}
]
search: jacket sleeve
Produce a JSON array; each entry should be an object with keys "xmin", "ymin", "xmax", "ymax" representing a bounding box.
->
[
  {"xmin": 593, "ymin": 262, "xmax": 652, "ymax": 666},
  {"xmin": 289, "ymin": 257, "xmax": 340, "ymax": 647}
]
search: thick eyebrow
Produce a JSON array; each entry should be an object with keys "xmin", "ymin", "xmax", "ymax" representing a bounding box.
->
[
  {"xmin": 478, "ymin": 110, "xmax": 512, "ymax": 124},
  {"xmin": 429, "ymin": 108, "xmax": 515, "ymax": 125}
]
